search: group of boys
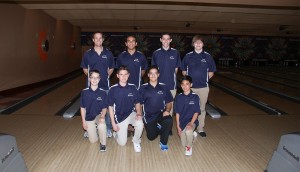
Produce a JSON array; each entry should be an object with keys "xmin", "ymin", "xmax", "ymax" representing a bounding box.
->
[{"xmin": 80, "ymin": 32, "xmax": 216, "ymax": 156}]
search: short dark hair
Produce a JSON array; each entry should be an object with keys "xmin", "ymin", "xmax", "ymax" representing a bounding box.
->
[
  {"xmin": 126, "ymin": 35, "xmax": 136, "ymax": 42},
  {"xmin": 180, "ymin": 75, "xmax": 193, "ymax": 84},
  {"xmin": 192, "ymin": 35, "xmax": 204, "ymax": 45},
  {"xmin": 117, "ymin": 65, "xmax": 130, "ymax": 74},
  {"xmin": 93, "ymin": 31, "xmax": 103, "ymax": 38},
  {"xmin": 161, "ymin": 32, "xmax": 172, "ymax": 39},
  {"xmin": 89, "ymin": 69, "xmax": 100, "ymax": 77},
  {"xmin": 147, "ymin": 65, "xmax": 159, "ymax": 74}
]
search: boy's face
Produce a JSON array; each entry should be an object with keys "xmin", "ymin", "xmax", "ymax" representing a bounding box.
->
[
  {"xmin": 117, "ymin": 69, "xmax": 130, "ymax": 84},
  {"xmin": 148, "ymin": 68, "xmax": 159, "ymax": 82},
  {"xmin": 193, "ymin": 40, "xmax": 204, "ymax": 51},
  {"xmin": 181, "ymin": 80, "xmax": 192, "ymax": 93},
  {"xmin": 89, "ymin": 72, "xmax": 100, "ymax": 86},
  {"xmin": 160, "ymin": 34, "xmax": 172, "ymax": 48},
  {"xmin": 125, "ymin": 36, "xmax": 137, "ymax": 51},
  {"xmin": 93, "ymin": 33, "xmax": 104, "ymax": 47}
]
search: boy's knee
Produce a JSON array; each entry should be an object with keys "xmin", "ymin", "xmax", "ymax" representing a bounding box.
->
[
  {"xmin": 117, "ymin": 139, "xmax": 127, "ymax": 146},
  {"xmin": 147, "ymin": 133, "xmax": 157, "ymax": 141}
]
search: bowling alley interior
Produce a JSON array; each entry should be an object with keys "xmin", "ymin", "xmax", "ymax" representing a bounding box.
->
[{"xmin": 0, "ymin": 1, "xmax": 299, "ymax": 172}]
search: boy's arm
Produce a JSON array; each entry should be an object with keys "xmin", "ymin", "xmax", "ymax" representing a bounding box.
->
[
  {"xmin": 99, "ymin": 108, "xmax": 107, "ymax": 123},
  {"xmin": 108, "ymin": 68, "xmax": 114, "ymax": 77},
  {"xmin": 188, "ymin": 112, "xmax": 199, "ymax": 128},
  {"xmin": 80, "ymin": 107, "xmax": 87, "ymax": 130},
  {"xmin": 135, "ymin": 103, "xmax": 142, "ymax": 120},
  {"xmin": 109, "ymin": 106, "xmax": 119, "ymax": 131},
  {"xmin": 208, "ymin": 72, "xmax": 214, "ymax": 79},
  {"xmin": 175, "ymin": 113, "xmax": 182, "ymax": 136},
  {"xmin": 83, "ymin": 68, "xmax": 88, "ymax": 76},
  {"xmin": 163, "ymin": 102, "xmax": 172, "ymax": 116}
]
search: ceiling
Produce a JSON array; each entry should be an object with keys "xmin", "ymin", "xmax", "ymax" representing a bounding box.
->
[{"xmin": 6, "ymin": 0, "xmax": 300, "ymax": 37}]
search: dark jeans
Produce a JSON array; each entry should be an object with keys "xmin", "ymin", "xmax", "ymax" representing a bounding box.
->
[{"xmin": 144, "ymin": 115, "xmax": 173, "ymax": 145}]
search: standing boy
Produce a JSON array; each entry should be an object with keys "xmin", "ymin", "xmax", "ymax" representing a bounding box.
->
[
  {"xmin": 174, "ymin": 76, "xmax": 200, "ymax": 156},
  {"xmin": 181, "ymin": 35, "xmax": 216, "ymax": 137},
  {"xmin": 139, "ymin": 66, "xmax": 173, "ymax": 151},
  {"xmin": 80, "ymin": 31, "xmax": 115, "ymax": 137},
  {"xmin": 108, "ymin": 66, "xmax": 144, "ymax": 153},
  {"xmin": 80, "ymin": 70, "xmax": 108, "ymax": 151},
  {"xmin": 116, "ymin": 35, "xmax": 148, "ymax": 89},
  {"xmin": 151, "ymin": 33, "xmax": 181, "ymax": 115}
]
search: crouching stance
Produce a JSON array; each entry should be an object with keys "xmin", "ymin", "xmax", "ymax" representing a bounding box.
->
[
  {"xmin": 108, "ymin": 66, "xmax": 144, "ymax": 153},
  {"xmin": 80, "ymin": 70, "xmax": 108, "ymax": 152},
  {"xmin": 174, "ymin": 76, "xmax": 200, "ymax": 156},
  {"xmin": 139, "ymin": 66, "xmax": 173, "ymax": 151}
]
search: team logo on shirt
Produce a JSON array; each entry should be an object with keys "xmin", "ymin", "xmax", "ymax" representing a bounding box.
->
[
  {"xmin": 201, "ymin": 59, "xmax": 207, "ymax": 63},
  {"xmin": 97, "ymin": 97, "xmax": 102, "ymax": 100},
  {"xmin": 170, "ymin": 56, "xmax": 175, "ymax": 59},
  {"xmin": 157, "ymin": 91, "xmax": 164, "ymax": 95},
  {"xmin": 128, "ymin": 93, "xmax": 133, "ymax": 97},
  {"xmin": 134, "ymin": 58, "xmax": 140, "ymax": 62},
  {"xmin": 102, "ymin": 55, "xmax": 107, "ymax": 59},
  {"xmin": 189, "ymin": 101, "xmax": 195, "ymax": 104}
]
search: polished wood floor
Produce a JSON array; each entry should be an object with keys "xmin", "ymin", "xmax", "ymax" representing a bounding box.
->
[
  {"xmin": 1, "ymin": 67, "xmax": 299, "ymax": 172},
  {"xmin": 0, "ymin": 113, "xmax": 299, "ymax": 172}
]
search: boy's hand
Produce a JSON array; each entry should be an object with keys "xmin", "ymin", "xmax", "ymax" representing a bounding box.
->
[
  {"xmin": 82, "ymin": 121, "xmax": 88, "ymax": 130},
  {"xmin": 177, "ymin": 127, "xmax": 182, "ymax": 136},
  {"xmin": 112, "ymin": 123, "xmax": 120, "ymax": 132}
]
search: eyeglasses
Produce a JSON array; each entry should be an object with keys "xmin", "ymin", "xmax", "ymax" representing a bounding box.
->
[{"xmin": 90, "ymin": 77, "xmax": 100, "ymax": 80}]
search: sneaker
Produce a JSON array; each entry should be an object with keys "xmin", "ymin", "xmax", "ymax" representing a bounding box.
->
[
  {"xmin": 106, "ymin": 129, "xmax": 112, "ymax": 138},
  {"xmin": 159, "ymin": 142, "xmax": 168, "ymax": 151},
  {"xmin": 133, "ymin": 141, "xmax": 141, "ymax": 153},
  {"xmin": 100, "ymin": 144, "xmax": 106, "ymax": 152},
  {"xmin": 83, "ymin": 131, "xmax": 89, "ymax": 138},
  {"xmin": 185, "ymin": 146, "xmax": 192, "ymax": 156},
  {"xmin": 198, "ymin": 131, "xmax": 207, "ymax": 138}
]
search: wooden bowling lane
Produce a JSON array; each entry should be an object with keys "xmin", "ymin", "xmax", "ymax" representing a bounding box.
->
[
  {"xmin": 218, "ymin": 72, "xmax": 300, "ymax": 98},
  {"xmin": 212, "ymin": 75, "xmax": 300, "ymax": 115},
  {"xmin": 0, "ymin": 111, "xmax": 298, "ymax": 171},
  {"xmin": 221, "ymin": 67, "xmax": 300, "ymax": 88},
  {"xmin": 208, "ymin": 86, "xmax": 268, "ymax": 116},
  {"xmin": 12, "ymin": 75, "xmax": 85, "ymax": 115}
]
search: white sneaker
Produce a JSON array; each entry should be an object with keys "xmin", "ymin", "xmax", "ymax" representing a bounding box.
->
[
  {"xmin": 133, "ymin": 141, "xmax": 141, "ymax": 153},
  {"xmin": 83, "ymin": 131, "xmax": 88, "ymax": 138},
  {"xmin": 185, "ymin": 146, "xmax": 192, "ymax": 156}
]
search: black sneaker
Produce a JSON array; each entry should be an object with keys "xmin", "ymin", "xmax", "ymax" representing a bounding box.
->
[
  {"xmin": 100, "ymin": 144, "xmax": 106, "ymax": 152},
  {"xmin": 198, "ymin": 131, "xmax": 207, "ymax": 138}
]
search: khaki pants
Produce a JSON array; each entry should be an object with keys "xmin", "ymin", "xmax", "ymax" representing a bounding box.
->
[
  {"xmin": 191, "ymin": 87, "xmax": 209, "ymax": 132},
  {"xmin": 180, "ymin": 124, "xmax": 196, "ymax": 147},
  {"xmin": 115, "ymin": 112, "xmax": 144, "ymax": 146},
  {"xmin": 86, "ymin": 115, "xmax": 106, "ymax": 145}
]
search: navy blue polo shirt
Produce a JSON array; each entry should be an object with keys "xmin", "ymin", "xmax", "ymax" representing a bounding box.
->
[
  {"xmin": 151, "ymin": 48, "xmax": 181, "ymax": 90},
  {"xmin": 80, "ymin": 48, "xmax": 115, "ymax": 90},
  {"xmin": 174, "ymin": 91, "xmax": 200, "ymax": 130},
  {"xmin": 116, "ymin": 51, "xmax": 148, "ymax": 89},
  {"xmin": 139, "ymin": 83, "xmax": 173, "ymax": 123},
  {"xmin": 182, "ymin": 51, "xmax": 216, "ymax": 88},
  {"xmin": 108, "ymin": 83, "xmax": 141, "ymax": 123},
  {"xmin": 80, "ymin": 87, "xmax": 108, "ymax": 121}
]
